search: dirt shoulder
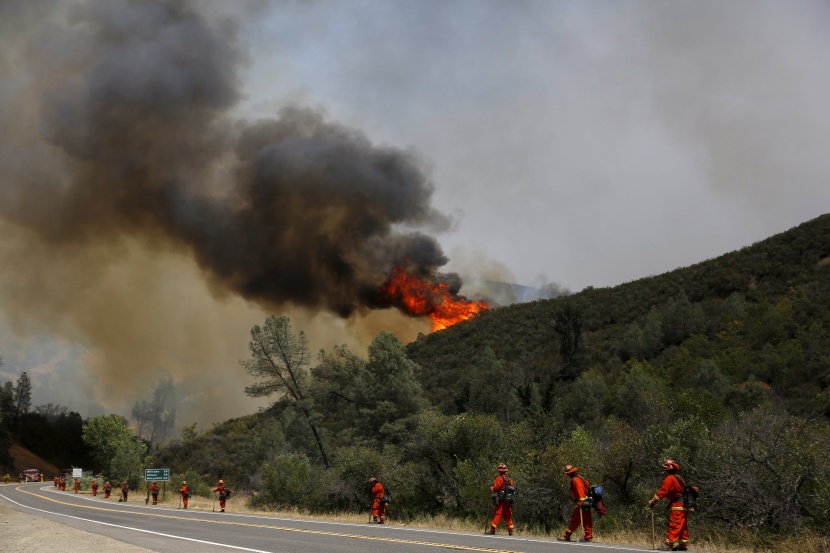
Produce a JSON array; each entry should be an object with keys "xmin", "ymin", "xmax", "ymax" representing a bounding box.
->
[{"xmin": 0, "ymin": 501, "xmax": 155, "ymax": 553}]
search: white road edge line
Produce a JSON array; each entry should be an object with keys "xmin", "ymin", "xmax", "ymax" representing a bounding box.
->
[
  {"xmin": 27, "ymin": 486, "xmax": 653, "ymax": 552},
  {"xmin": 0, "ymin": 491, "xmax": 273, "ymax": 553}
]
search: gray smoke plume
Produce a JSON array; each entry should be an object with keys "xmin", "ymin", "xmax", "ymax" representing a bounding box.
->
[
  {"xmin": 0, "ymin": 0, "xmax": 456, "ymax": 423},
  {"xmin": 1, "ymin": 0, "xmax": 451, "ymax": 317}
]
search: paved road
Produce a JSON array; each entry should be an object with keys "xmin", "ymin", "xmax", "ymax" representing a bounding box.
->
[{"xmin": 1, "ymin": 483, "xmax": 651, "ymax": 553}]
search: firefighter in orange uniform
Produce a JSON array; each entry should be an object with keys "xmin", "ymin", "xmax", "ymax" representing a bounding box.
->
[
  {"xmin": 648, "ymin": 459, "xmax": 689, "ymax": 551},
  {"xmin": 557, "ymin": 465, "xmax": 592, "ymax": 543},
  {"xmin": 214, "ymin": 479, "xmax": 231, "ymax": 512},
  {"xmin": 91, "ymin": 479, "xmax": 98, "ymax": 496},
  {"xmin": 180, "ymin": 480, "xmax": 189, "ymax": 509},
  {"xmin": 74, "ymin": 478, "xmax": 80, "ymax": 493},
  {"xmin": 368, "ymin": 477, "xmax": 386, "ymax": 524},
  {"xmin": 103, "ymin": 481, "xmax": 112, "ymax": 498},
  {"xmin": 487, "ymin": 464, "xmax": 515, "ymax": 535},
  {"xmin": 120, "ymin": 481, "xmax": 129, "ymax": 502},
  {"xmin": 148, "ymin": 481, "xmax": 160, "ymax": 505},
  {"xmin": 53, "ymin": 475, "xmax": 58, "ymax": 487}
]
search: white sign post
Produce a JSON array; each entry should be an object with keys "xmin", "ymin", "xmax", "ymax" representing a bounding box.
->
[{"xmin": 72, "ymin": 468, "xmax": 83, "ymax": 478}]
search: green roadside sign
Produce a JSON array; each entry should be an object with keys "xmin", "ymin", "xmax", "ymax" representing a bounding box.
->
[{"xmin": 144, "ymin": 468, "xmax": 170, "ymax": 481}]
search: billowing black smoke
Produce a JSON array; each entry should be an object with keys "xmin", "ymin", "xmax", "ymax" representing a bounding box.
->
[{"xmin": 1, "ymin": 0, "xmax": 451, "ymax": 318}]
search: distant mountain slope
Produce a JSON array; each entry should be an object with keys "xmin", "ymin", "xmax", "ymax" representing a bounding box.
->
[
  {"xmin": 407, "ymin": 214, "xmax": 830, "ymax": 415},
  {"xmin": 9, "ymin": 440, "xmax": 60, "ymax": 478}
]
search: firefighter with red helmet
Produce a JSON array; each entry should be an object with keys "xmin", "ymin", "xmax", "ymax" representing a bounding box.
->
[
  {"xmin": 648, "ymin": 459, "xmax": 690, "ymax": 551},
  {"xmin": 214, "ymin": 479, "xmax": 232, "ymax": 512},
  {"xmin": 369, "ymin": 477, "xmax": 386, "ymax": 524},
  {"xmin": 180, "ymin": 480, "xmax": 189, "ymax": 509},
  {"xmin": 557, "ymin": 465, "xmax": 593, "ymax": 543},
  {"xmin": 487, "ymin": 463, "xmax": 515, "ymax": 535}
]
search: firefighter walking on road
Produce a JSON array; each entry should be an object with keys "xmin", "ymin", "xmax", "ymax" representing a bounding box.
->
[
  {"xmin": 648, "ymin": 459, "xmax": 690, "ymax": 551},
  {"xmin": 91, "ymin": 479, "xmax": 98, "ymax": 496},
  {"xmin": 103, "ymin": 481, "xmax": 112, "ymax": 498},
  {"xmin": 557, "ymin": 465, "xmax": 593, "ymax": 543},
  {"xmin": 368, "ymin": 477, "xmax": 386, "ymax": 524},
  {"xmin": 120, "ymin": 481, "xmax": 129, "ymax": 502},
  {"xmin": 214, "ymin": 479, "xmax": 231, "ymax": 512},
  {"xmin": 487, "ymin": 463, "xmax": 515, "ymax": 536},
  {"xmin": 180, "ymin": 480, "xmax": 190, "ymax": 509},
  {"xmin": 149, "ymin": 481, "xmax": 160, "ymax": 505}
]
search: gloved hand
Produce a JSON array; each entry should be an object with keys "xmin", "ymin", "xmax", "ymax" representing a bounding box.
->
[{"xmin": 647, "ymin": 499, "xmax": 656, "ymax": 509}]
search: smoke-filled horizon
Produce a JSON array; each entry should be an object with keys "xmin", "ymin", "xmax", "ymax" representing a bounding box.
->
[
  {"xmin": 1, "ymin": 1, "xmax": 459, "ymax": 317},
  {"xmin": 0, "ymin": 0, "xmax": 483, "ymax": 424}
]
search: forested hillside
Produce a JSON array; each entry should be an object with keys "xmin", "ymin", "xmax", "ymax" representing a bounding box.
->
[
  {"xmin": 7, "ymin": 215, "xmax": 827, "ymax": 551},
  {"xmin": 407, "ymin": 213, "xmax": 830, "ymax": 421}
]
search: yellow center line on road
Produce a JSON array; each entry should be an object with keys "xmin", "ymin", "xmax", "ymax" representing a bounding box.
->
[{"xmin": 15, "ymin": 487, "xmax": 527, "ymax": 553}]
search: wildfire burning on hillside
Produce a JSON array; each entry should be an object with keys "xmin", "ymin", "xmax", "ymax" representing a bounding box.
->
[{"xmin": 378, "ymin": 265, "xmax": 489, "ymax": 331}]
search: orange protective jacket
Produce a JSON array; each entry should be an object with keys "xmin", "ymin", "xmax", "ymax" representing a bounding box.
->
[
  {"xmin": 372, "ymin": 482, "xmax": 385, "ymax": 500},
  {"xmin": 149, "ymin": 484, "xmax": 160, "ymax": 495},
  {"xmin": 180, "ymin": 484, "xmax": 189, "ymax": 497},
  {"xmin": 652, "ymin": 474, "xmax": 685, "ymax": 505},
  {"xmin": 570, "ymin": 475, "xmax": 590, "ymax": 504},
  {"xmin": 491, "ymin": 475, "xmax": 514, "ymax": 497}
]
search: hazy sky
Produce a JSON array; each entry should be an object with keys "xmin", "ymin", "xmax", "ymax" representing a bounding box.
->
[
  {"xmin": 239, "ymin": 0, "xmax": 830, "ymax": 289},
  {"xmin": 1, "ymin": 0, "xmax": 829, "ymax": 425}
]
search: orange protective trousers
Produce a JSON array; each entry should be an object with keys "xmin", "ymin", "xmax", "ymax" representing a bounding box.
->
[
  {"xmin": 566, "ymin": 506, "xmax": 592, "ymax": 540},
  {"xmin": 490, "ymin": 502, "xmax": 514, "ymax": 531},
  {"xmin": 372, "ymin": 498, "xmax": 386, "ymax": 521},
  {"xmin": 665, "ymin": 504, "xmax": 689, "ymax": 546}
]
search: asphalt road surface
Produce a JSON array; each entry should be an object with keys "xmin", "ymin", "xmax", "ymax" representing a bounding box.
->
[{"xmin": 1, "ymin": 483, "xmax": 652, "ymax": 553}]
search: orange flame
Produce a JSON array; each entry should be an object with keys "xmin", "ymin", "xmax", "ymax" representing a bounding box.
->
[{"xmin": 379, "ymin": 265, "xmax": 488, "ymax": 331}]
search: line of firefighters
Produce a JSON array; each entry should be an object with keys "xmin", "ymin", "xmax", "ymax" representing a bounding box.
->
[
  {"xmin": 474, "ymin": 459, "xmax": 691, "ymax": 552},
  {"xmin": 43, "ymin": 459, "xmax": 690, "ymax": 551},
  {"xmin": 370, "ymin": 457, "xmax": 690, "ymax": 551},
  {"xmin": 50, "ymin": 475, "xmax": 232, "ymax": 512}
]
